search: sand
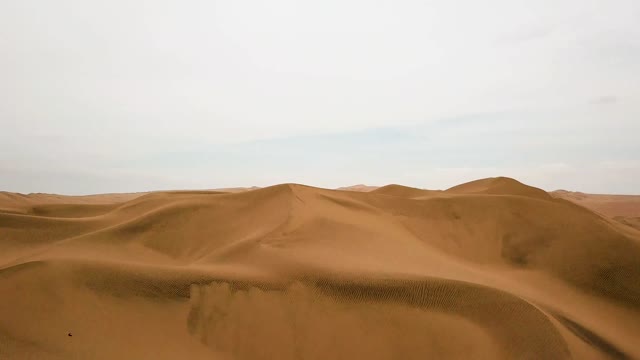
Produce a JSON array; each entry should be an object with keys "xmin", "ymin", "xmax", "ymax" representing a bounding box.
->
[
  {"xmin": 336, "ymin": 184, "xmax": 379, "ymax": 192},
  {"xmin": 1, "ymin": 177, "xmax": 639, "ymax": 359},
  {"xmin": 552, "ymin": 190, "xmax": 640, "ymax": 231}
]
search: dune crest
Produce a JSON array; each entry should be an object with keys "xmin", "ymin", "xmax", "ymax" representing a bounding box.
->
[
  {"xmin": 372, "ymin": 184, "xmax": 441, "ymax": 198},
  {"xmin": 446, "ymin": 176, "xmax": 552, "ymax": 200}
]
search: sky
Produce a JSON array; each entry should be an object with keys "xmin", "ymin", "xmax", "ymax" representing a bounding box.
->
[{"xmin": 1, "ymin": 0, "xmax": 639, "ymax": 194}]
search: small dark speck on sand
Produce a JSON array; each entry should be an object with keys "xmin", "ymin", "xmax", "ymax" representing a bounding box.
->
[{"xmin": 68, "ymin": 333, "xmax": 72, "ymax": 337}]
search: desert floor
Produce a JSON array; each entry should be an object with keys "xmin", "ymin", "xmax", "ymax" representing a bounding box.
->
[{"xmin": 1, "ymin": 177, "xmax": 639, "ymax": 359}]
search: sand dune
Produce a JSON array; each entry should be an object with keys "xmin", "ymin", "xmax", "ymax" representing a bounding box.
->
[
  {"xmin": 1, "ymin": 178, "xmax": 639, "ymax": 359},
  {"xmin": 552, "ymin": 190, "xmax": 640, "ymax": 231},
  {"xmin": 446, "ymin": 176, "xmax": 552, "ymax": 200},
  {"xmin": 336, "ymin": 184, "xmax": 379, "ymax": 192},
  {"xmin": 372, "ymin": 184, "xmax": 441, "ymax": 198}
]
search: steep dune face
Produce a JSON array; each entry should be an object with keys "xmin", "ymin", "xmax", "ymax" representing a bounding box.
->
[
  {"xmin": 1, "ymin": 179, "xmax": 640, "ymax": 359},
  {"xmin": 368, "ymin": 193, "xmax": 640, "ymax": 304}
]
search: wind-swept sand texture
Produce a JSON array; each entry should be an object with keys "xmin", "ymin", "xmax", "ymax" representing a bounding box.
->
[{"xmin": 1, "ymin": 177, "xmax": 640, "ymax": 359}]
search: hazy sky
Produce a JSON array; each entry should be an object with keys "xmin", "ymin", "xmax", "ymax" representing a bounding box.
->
[{"xmin": 1, "ymin": 0, "xmax": 639, "ymax": 194}]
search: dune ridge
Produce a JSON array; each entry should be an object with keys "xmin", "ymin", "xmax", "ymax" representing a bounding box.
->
[{"xmin": 1, "ymin": 177, "xmax": 639, "ymax": 359}]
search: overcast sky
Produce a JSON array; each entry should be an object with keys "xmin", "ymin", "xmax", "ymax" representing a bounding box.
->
[{"xmin": 1, "ymin": 0, "xmax": 639, "ymax": 194}]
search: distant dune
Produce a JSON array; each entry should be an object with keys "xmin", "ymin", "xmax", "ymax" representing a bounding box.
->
[
  {"xmin": 336, "ymin": 184, "xmax": 379, "ymax": 192},
  {"xmin": 552, "ymin": 190, "xmax": 640, "ymax": 230},
  {"xmin": 1, "ymin": 178, "xmax": 639, "ymax": 359},
  {"xmin": 372, "ymin": 183, "xmax": 442, "ymax": 198}
]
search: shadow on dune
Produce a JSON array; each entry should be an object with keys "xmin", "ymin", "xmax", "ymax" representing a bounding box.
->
[{"xmin": 550, "ymin": 312, "xmax": 631, "ymax": 360}]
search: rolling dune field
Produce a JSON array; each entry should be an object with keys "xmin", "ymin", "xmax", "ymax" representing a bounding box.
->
[{"xmin": 1, "ymin": 177, "xmax": 639, "ymax": 359}]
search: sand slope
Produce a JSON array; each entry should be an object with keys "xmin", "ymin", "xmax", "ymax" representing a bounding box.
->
[{"xmin": 1, "ymin": 178, "xmax": 639, "ymax": 359}]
